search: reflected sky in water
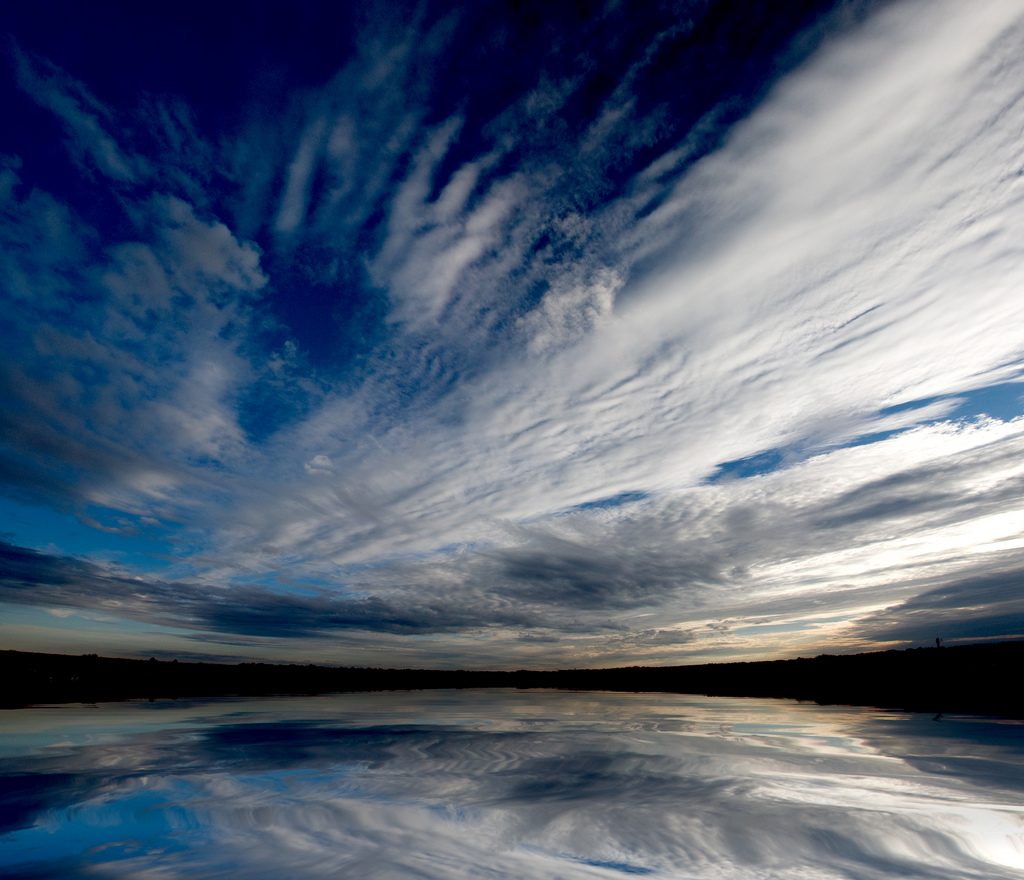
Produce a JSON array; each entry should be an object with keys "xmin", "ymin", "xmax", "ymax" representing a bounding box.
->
[{"xmin": 2, "ymin": 691, "xmax": 1023, "ymax": 879}]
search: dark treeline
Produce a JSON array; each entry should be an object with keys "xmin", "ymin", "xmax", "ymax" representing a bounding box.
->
[{"xmin": 2, "ymin": 640, "xmax": 1022, "ymax": 716}]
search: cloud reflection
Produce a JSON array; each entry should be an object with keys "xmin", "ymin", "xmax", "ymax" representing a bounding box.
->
[{"xmin": 2, "ymin": 692, "xmax": 1023, "ymax": 878}]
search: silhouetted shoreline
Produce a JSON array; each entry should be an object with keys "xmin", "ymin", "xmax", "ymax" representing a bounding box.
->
[{"xmin": 2, "ymin": 641, "xmax": 1022, "ymax": 716}]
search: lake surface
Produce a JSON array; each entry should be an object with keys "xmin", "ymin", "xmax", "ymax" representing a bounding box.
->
[{"xmin": 1, "ymin": 690, "xmax": 1022, "ymax": 879}]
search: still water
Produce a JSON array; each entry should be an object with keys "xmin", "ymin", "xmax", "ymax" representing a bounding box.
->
[{"xmin": 1, "ymin": 690, "xmax": 1022, "ymax": 879}]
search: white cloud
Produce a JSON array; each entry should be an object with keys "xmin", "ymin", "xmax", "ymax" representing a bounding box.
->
[
  {"xmin": 305, "ymin": 455, "xmax": 334, "ymax": 474},
  {"xmin": 275, "ymin": 117, "xmax": 328, "ymax": 235}
]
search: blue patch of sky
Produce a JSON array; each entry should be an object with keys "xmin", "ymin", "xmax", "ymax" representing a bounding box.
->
[
  {"xmin": 571, "ymin": 491, "xmax": 652, "ymax": 512},
  {"xmin": 0, "ymin": 81, "xmax": 135, "ymax": 249},
  {"xmin": 881, "ymin": 381, "xmax": 1024, "ymax": 424},
  {"xmin": 709, "ymin": 382, "xmax": 1024, "ymax": 483},
  {"xmin": 1, "ymin": 3, "xmax": 363, "ymax": 153},
  {"xmin": 709, "ymin": 449, "xmax": 790, "ymax": 483},
  {"xmin": 839, "ymin": 382, "xmax": 1024, "ymax": 454},
  {"xmin": 0, "ymin": 496, "xmax": 174, "ymax": 568},
  {"xmin": 236, "ymin": 369, "xmax": 319, "ymax": 444},
  {"xmin": 253, "ymin": 246, "xmax": 390, "ymax": 379},
  {"xmin": 573, "ymin": 857, "xmax": 656, "ymax": 875}
]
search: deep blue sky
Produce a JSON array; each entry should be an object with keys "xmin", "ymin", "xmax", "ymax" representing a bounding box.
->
[{"xmin": 2, "ymin": 0, "xmax": 1024, "ymax": 667}]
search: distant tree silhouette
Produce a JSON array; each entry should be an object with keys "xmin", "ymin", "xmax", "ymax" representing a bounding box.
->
[{"xmin": 4, "ymin": 641, "xmax": 1024, "ymax": 716}]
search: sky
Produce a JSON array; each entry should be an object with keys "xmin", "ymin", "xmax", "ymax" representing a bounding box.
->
[{"xmin": 2, "ymin": 0, "xmax": 1024, "ymax": 669}]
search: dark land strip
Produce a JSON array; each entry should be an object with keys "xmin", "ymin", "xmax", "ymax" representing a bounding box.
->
[{"xmin": 2, "ymin": 640, "xmax": 1021, "ymax": 716}]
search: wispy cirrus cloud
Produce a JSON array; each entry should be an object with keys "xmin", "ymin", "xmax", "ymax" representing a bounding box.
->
[{"xmin": 11, "ymin": 43, "xmax": 141, "ymax": 183}]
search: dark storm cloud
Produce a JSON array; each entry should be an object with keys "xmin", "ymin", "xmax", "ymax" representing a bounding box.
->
[
  {"xmin": 851, "ymin": 568, "xmax": 1024, "ymax": 644},
  {"xmin": 0, "ymin": 540, "xmax": 546, "ymax": 637},
  {"xmin": 494, "ymin": 533, "xmax": 724, "ymax": 609},
  {"xmin": 813, "ymin": 448, "xmax": 1024, "ymax": 532}
]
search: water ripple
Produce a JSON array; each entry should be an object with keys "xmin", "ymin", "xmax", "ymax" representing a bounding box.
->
[{"xmin": 1, "ymin": 692, "xmax": 1022, "ymax": 878}]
